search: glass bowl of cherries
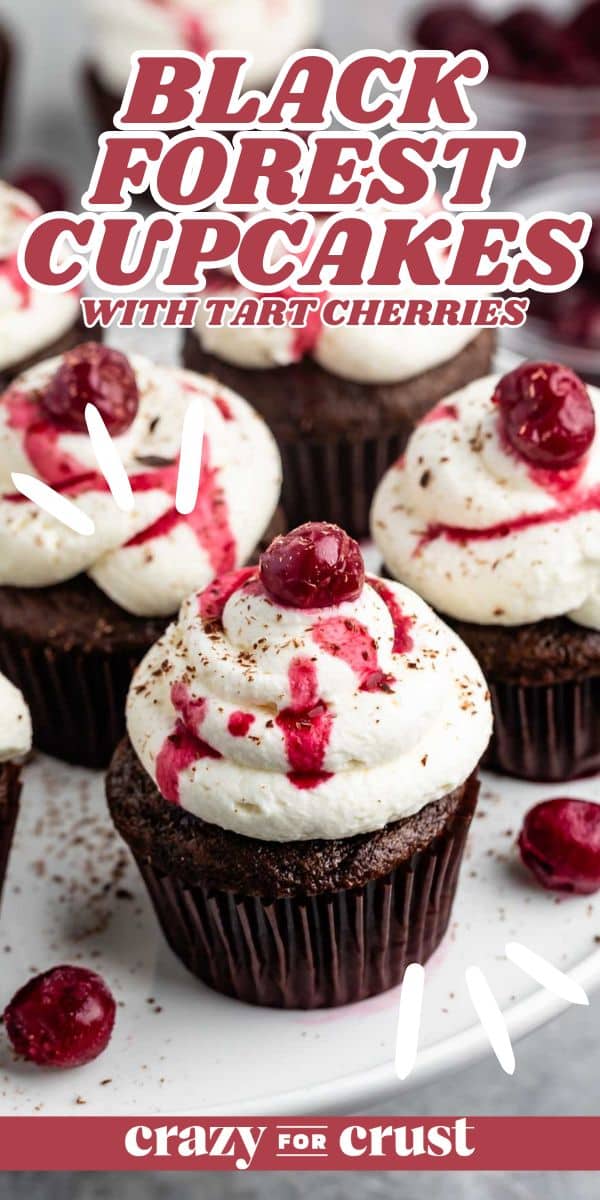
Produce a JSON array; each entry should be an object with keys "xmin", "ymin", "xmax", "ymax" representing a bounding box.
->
[
  {"xmin": 404, "ymin": 0, "xmax": 600, "ymax": 153},
  {"xmin": 499, "ymin": 144, "xmax": 600, "ymax": 383}
]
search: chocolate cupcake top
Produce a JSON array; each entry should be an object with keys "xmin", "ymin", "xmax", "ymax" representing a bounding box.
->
[
  {"xmin": 0, "ymin": 344, "xmax": 281, "ymax": 617},
  {"xmin": 126, "ymin": 522, "xmax": 491, "ymax": 841},
  {"xmin": 371, "ymin": 363, "xmax": 600, "ymax": 629},
  {"xmin": 0, "ymin": 182, "xmax": 80, "ymax": 373},
  {"xmin": 89, "ymin": 0, "xmax": 321, "ymax": 93},
  {"xmin": 0, "ymin": 672, "xmax": 31, "ymax": 763}
]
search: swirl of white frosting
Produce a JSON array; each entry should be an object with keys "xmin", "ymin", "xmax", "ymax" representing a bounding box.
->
[
  {"xmin": 0, "ymin": 353, "xmax": 281, "ymax": 617},
  {"xmin": 371, "ymin": 374, "xmax": 600, "ymax": 629},
  {"xmin": 88, "ymin": 0, "xmax": 322, "ymax": 93},
  {"xmin": 0, "ymin": 673, "xmax": 32, "ymax": 762},
  {"xmin": 0, "ymin": 183, "xmax": 80, "ymax": 373},
  {"xmin": 126, "ymin": 569, "xmax": 492, "ymax": 840}
]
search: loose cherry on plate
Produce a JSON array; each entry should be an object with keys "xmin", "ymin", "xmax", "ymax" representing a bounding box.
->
[
  {"xmin": 493, "ymin": 361, "xmax": 596, "ymax": 470},
  {"xmin": 518, "ymin": 798, "xmax": 600, "ymax": 894},
  {"xmin": 259, "ymin": 522, "xmax": 365, "ymax": 609},
  {"xmin": 3, "ymin": 965, "xmax": 116, "ymax": 1068},
  {"xmin": 41, "ymin": 343, "xmax": 140, "ymax": 435}
]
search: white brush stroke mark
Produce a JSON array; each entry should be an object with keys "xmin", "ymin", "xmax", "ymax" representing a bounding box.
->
[
  {"xmin": 506, "ymin": 941, "xmax": 589, "ymax": 1007},
  {"xmin": 85, "ymin": 403, "xmax": 134, "ymax": 513},
  {"xmin": 176, "ymin": 397, "xmax": 205, "ymax": 516},
  {"xmin": 10, "ymin": 473, "xmax": 95, "ymax": 537},
  {"xmin": 394, "ymin": 962, "xmax": 425, "ymax": 1081},
  {"xmin": 465, "ymin": 965, "xmax": 515, "ymax": 1075}
]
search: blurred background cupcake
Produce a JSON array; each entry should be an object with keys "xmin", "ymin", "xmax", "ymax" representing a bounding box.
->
[{"xmin": 85, "ymin": 0, "xmax": 323, "ymax": 132}]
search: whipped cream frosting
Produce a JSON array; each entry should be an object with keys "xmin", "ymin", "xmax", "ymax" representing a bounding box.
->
[
  {"xmin": 0, "ymin": 182, "xmax": 80, "ymax": 374},
  {"xmin": 89, "ymin": 0, "xmax": 321, "ymax": 93},
  {"xmin": 0, "ymin": 353, "xmax": 281, "ymax": 617},
  {"xmin": 126, "ymin": 569, "xmax": 492, "ymax": 841},
  {"xmin": 0, "ymin": 673, "xmax": 32, "ymax": 763},
  {"xmin": 371, "ymin": 374, "xmax": 600, "ymax": 629}
]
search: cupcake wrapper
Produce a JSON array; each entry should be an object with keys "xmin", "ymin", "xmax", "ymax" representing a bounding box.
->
[
  {"xmin": 280, "ymin": 430, "xmax": 408, "ymax": 542},
  {"xmin": 0, "ymin": 762, "xmax": 21, "ymax": 905},
  {"xmin": 0, "ymin": 635, "xmax": 143, "ymax": 769},
  {"xmin": 131, "ymin": 779, "xmax": 478, "ymax": 1009},
  {"xmin": 485, "ymin": 675, "xmax": 600, "ymax": 782}
]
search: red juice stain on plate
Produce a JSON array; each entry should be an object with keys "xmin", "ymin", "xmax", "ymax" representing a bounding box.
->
[
  {"xmin": 276, "ymin": 656, "xmax": 333, "ymax": 790},
  {"xmin": 156, "ymin": 720, "xmax": 221, "ymax": 805},
  {"xmin": 311, "ymin": 615, "xmax": 394, "ymax": 692},
  {"xmin": 368, "ymin": 576, "xmax": 414, "ymax": 654},
  {"xmin": 228, "ymin": 711, "xmax": 255, "ymax": 737},
  {"xmin": 0, "ymin": 253, "xmax": 30, "ymax": 309}
]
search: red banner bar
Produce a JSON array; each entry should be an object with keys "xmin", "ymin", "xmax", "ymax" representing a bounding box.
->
[{"xmin": 0, "ymin": 1118, "xmax": 598, "ymax": 1171}]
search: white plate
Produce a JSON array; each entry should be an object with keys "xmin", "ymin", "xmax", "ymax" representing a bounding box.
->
[{"xmin": 0, "ymin": 755, "xmax": 598, "ymax": 1116}]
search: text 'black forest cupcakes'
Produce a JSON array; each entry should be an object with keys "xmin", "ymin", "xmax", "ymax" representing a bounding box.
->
[
  {"xmin": 0, "ymin": 183, "xmax": 94, "ymax": 390},
  {"xmin": 0, "ymin": 673, "xmax": 31, "ymax": 905},
  {"xmin": 372, "ymin": 363, "xmax": 600, "ymax": 781},
  {"xmin": 184, "ymin": 265, "xmax": 494, "ymax": 539},
  {"xmin": 107, "ymin": 522, "xmax": 491, "ymax": 1008},
  {"xmin": 0, "ymin": 344, "xmax": 281, "ymax": 766},
  {"xmin": 86, "ymin": 0, "xmax": 322, "ymax": 131}
]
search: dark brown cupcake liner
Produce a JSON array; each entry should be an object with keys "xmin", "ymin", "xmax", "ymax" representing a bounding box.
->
[
  {"xmin": 0, "ymin": 761, "xmax": 21, "ymax": 904},
  {"xmin": 0, "ymin": 634, "xmax": 146, "ymax": 769},
  {"xmin": 279, "ymin": 430, "xmax": 409, "ymax": 540},
  {"xmin": 130, "ymin": 775, "xmax": 479, "ymax": 1009},
  {"xmin": 485, "ymin": 675, "xmax": 600, "ymax": 782},
  {"xmin": 0, "ymin": 317, "xmax": 102, "ymax": 392}
]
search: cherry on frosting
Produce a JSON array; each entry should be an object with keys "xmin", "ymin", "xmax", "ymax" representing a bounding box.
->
[
  {"xmin": 518, "ymin": 798, "xmax": 600, "ymax": 894},
  {"xmin": 41, "ymin": 343, "xmax": 140, "ymax": 435},
  {"xmin": 494, "ymin": 361, "xmax": 596, "ymax": 470},
  {"xmin": 259, "ymin": 522, "xmax": 365, "ymax": 609},
  {"xmin": 415, "ymin": 6, "xmax": 515, "ymax": 75},
  {"xmin": 3, "ymin": 965, "xmax": 116, "ymax": 1068},
  {"xmin": 11, "ymin": 168, "xmax": 69, "ymax": 214}
]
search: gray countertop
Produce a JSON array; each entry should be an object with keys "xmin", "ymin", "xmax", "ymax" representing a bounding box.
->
[{"xmin": 0, "ymin": 0, "xmax": 597, "ymax": 1194}]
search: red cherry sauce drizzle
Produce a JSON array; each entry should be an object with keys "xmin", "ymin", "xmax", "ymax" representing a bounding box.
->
[
  {"xmin": 276, "ymin": 657, "xmax": 334, "ymax": 791},
  {"xmin": 198, "ymin": 567, "xmax": 257, "ymax": 625},
  {"xmin": 422, "ymin": 402, "xmax": 459, "ymax": 424},
  {"xmin": 156, "ymin": 682, "xmax": 221, "ymax": 805},
  {"xmin": 3, "ymin": 387, "xmax": 237, "ymax": 575},
  {"xmin": 311, "ymin": 616, "xmax": 394, "ymax": 693},
  {"xmin": 228, "ymin": 711, "xmax": 255, "ymax": 737},
  {"xmin": 368, "ymin": 577, "xmax": 414, "ymax": 654}
]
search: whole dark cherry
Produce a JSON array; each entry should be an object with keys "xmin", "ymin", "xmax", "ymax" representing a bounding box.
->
[
  {"xmin": 12, "ymin": 168, "xmax": 69, "ymax": 214},
  {"xmin": 519, "ymin": 798, "xmax": 600, "ymax": 894},
  {"xmin": 569, "ymin": 0, "xmax": 600, "ymax": 57},
  {"xmin": 498, "ymin": 8, "xmax": 565, "ymax": 67},
  {"xmin": 4, "ymin": 965, "xmax": 117, "ymax": 1068},
  {"xmin": 260, "ymin": 522, "xmax": 365, "ymax": 609},
  {"xmin": 41, "ymin": 343, "xmax": 139, "ymax": 435},
  {"xmin": 494, "ymin": 361, "xmax": 596, "ymax": 470}
]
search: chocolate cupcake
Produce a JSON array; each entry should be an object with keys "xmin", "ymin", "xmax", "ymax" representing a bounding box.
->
[
  {"xmin": 107, "ymin": 522, "xmax": 491, "ymax": 1008},
  {"xmin": 184, "ymin": 279, "xmax": 494, "ymax": 540},
  {"xmin": 372, "ymin": 363, "xmax": 600, "ymax": 782},
  {"xmin": 0, "ymin": 183, "xmax": 95, "ymax": 390},
  {"xmin": 86, "ymin": 0, "xmax": 322, "ymax": 133},
  {"xmin": 0, "ymin": 343, "xmax": 282, "ymax": 767},
  {"xmin": 0, "ymin": 673, "xmax": 31, "ymax": 905}
]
